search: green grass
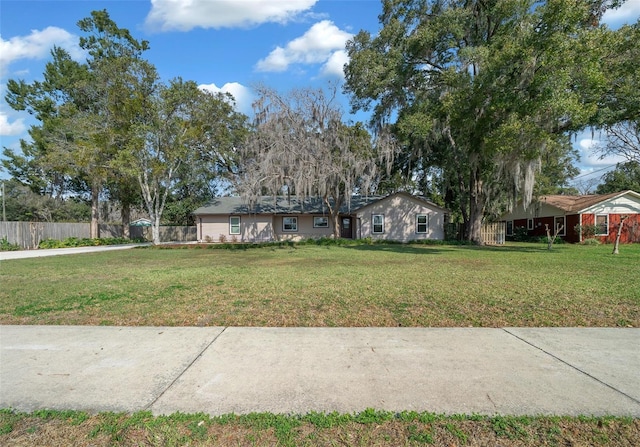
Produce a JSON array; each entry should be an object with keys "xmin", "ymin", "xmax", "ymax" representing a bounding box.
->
[
  {"xmin": 1, "ymin": 242, "xmax": 638, "ymax": 327},
  {"xmin": 1, "ymin": 409, "xmax": 638, "ymax": 446}
]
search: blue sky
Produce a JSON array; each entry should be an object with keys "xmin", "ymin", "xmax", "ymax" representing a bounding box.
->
[{"xmin": 1, "ymin": 0, "xmax": 639, "ymax": 185}]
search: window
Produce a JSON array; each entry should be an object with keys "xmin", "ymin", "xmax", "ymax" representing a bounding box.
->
[
  {"xmin": 283, "ymin": 217, "xmax": 297, "ymax": 232},
  {"xmin": 554, "ymin": 216, "xmax": 566, "ymax": 236},
  {"xmin": 416, "ymin": 214, "xmax": 428, "ymax": 233},
  {"xmin": 595, "ymin": 214, "xmax": 609, "ymax": 235},
  {"xmin": 229, "ymin": 216, "xmax": 240, "ymax": 235},
  {"xmin": 372, "ymin": 214, "xmax": 384, "ymax": 234},
  {"xmin": 313, "ymin": 216, "xmax": 329, "ymax": 228},
  {"xmin": 506, "ymin": 221, "xmax": 514, "ymax": 236},
  {"xmin": 527, "ymin": 218, "xmax": 533, "ymax": 230}
]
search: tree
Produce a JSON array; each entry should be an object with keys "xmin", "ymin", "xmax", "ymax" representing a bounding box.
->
[
  {"xmin": 344, "ymin": 0, "xmax": 627, "ymax": 244},
  {"xmin": 594, "ymin": 23, "xmax": 640, "ymax": 162},
  {"xmin": 0, "ymin": 178, "xmax": 90, "ymax": 222},
  {"xmin": 596, "ymin": 161, "xmax": 640, "ymax": 194},
  {"xmin": 601, "ymin": 122, "xmax": 640, "ymax": 163},
  {"xmin": 120, "ymin": 78, "xmax": 248, "ymax": 244},
  {"xmin": 238, "ymin": 85, "xmax": 396, "ymax": 238},
  {"xmin": 3, "ymin": 10, "xmax": 152, "ymax": 237}
]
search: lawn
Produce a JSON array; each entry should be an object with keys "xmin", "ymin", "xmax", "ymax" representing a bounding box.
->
[
  {"xmin": 1, "ymin": 242, "xmax": 638, "ymax": 327},
  {"xmin": 2, "ymin": 409, "xmax": 638, "ymax": 447},
  {"xmin": 2, "ymin": 241, "xmax": 639, "ymax": 446}
]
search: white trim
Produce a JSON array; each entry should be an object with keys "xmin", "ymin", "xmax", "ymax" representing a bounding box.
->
[
  {"xmin": 527, "ymin": 218, "xmax": 533, "ymax": 230},
  {"xmin": 372, "ymin": 214, "xmax": 385, "ymax": 234},
  {"xmin": 282, "ymin": 216, "xmax": 298, "ymax": 232},
  {"xmin": 595, "ymin": 214, "xmax": 609, "ymax": 236},
  {"xmin": 229, "ymin": 216, "xmax": 241, "ymax": 235},
  {"xmin": 416, "ymin": 214, "xmax": 428, "ymax": 233},
  {"xmin": 554, "ymin": 216, "xmax": 566, "ymax": 236},
  {"xmin": 313, "ymin": 216, "xmax": 329, "ymax": 228}
]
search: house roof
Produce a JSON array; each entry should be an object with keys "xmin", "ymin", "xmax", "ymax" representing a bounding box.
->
[
  {"xmin": 193, "ymin": 192, "xmax": 449, "ymax": 216},
  {"xmin": 193, "ymin": 195, "xmax": 383, "ymax": 215},
  {"xmin": 539, "ymin": 190, "xmax": 639, "ymax": 213}
]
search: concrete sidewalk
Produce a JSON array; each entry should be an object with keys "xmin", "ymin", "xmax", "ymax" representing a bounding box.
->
[{"xmin": 1, "ymin": 326, "xmax": 638, "ymax": 416}]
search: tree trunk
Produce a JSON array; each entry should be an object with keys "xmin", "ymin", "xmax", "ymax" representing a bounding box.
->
[
  {"xmin": 151, "ymin": 214, "xmax": 161, "ymax": 245},
  {"xmin": 612, "ymin": 216, "xmax": 627, "ymax": 255},
  {"xmin": 121, "ymin": 201, "xmax": 131, "ymax": 239},
  {"xmin": 331, "ymin": 212, "xmax": 341, "ymax": 239},
  {"xmin": 468, "ymin": 168, "xmax": 484, "ymax": 245},
  {"xmin": 90, "ymin": 183, "xmax": 100, "ymax": 239},
  {"xmin": 324, "ymin": 195, "xmax": 342, "ymax": 239}
]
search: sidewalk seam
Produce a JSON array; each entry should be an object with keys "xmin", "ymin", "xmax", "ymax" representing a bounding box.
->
[
  {"xmin": 144, "ymin": 327, "xmax": 228, "ymax": 411},
  {"xmin": 502, "ymin": 328, "xmax": 640, "ymax": 406}
]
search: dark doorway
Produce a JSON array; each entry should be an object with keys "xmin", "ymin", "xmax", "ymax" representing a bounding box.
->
[{"xmin": 341, "ymin": 217, "xmax": 352, "ymax": 239}]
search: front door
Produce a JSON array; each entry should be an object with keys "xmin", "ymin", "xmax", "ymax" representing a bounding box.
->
[{"xmin": 341, "ymin": 217, "xmax": 352, "ymax": 239}]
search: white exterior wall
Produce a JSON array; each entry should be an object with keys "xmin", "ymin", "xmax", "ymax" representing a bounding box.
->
[
  {"xmin": 198, "ymin": 215, "xmax": 273, "ymax": 242},
  {"xmin": 357, "ymin": 194, "xmax": 446, "ymax": 241},
  {"xmin": 273, "ymin": 215, "xmax": 334, "ymax": 241},
  {"xmin": 580, "ymin": 195, "xmax": 640, "ymax": 214}
]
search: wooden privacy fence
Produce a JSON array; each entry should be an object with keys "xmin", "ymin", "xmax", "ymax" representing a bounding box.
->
[
  {"xmin": 129, "ymin": 225, "xmax": 197, "ymax": 243},
  {"xmin": 480, "ymin": 222, "xmax": 506, "ymax": 245},
  {"xmin": 0, "ymin": 221, "xmax": 196, "ymax": 249},
  {"xmin": 445, "ymin": 222, "xmax": 506, "ymax": 245}
]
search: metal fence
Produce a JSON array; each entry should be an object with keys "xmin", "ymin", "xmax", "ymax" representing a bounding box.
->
[{"xmin": 0, "ymin": 221, "xmax": 196, "ymax": 249}]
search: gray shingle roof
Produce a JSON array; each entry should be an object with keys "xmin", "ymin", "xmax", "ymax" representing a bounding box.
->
[{"xmin": 193, "ymin": 195, "xmax": 384, "ymax": 215}]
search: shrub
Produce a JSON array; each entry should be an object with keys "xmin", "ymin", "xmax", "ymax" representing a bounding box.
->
[
  {"xmin": 38, "ymin": 237, "xmax": 140, "ymax": 249},
  {"xmin": 0, "ymin": 237, "xmax": 20, "ymax": 251},
  {"xmin": 574, "ymin": 224, "xmax": 599, "ymax": 240},
  {"xmin": 581, "ymin": 238, "xmax": 601, "ymax": 245},
  {"xmin": 512, "ymin": 226, "xmax": 529, "ymax": 242}
]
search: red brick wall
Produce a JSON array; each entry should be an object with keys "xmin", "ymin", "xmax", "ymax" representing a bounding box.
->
[{"xmin": 581, "ymin": 213, "xmax": 640, "ymax": 243}]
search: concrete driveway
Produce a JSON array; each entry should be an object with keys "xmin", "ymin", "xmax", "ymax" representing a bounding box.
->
[{"xmin": 0, "ymin": 243, "xmax": 150, "ymax": 261}]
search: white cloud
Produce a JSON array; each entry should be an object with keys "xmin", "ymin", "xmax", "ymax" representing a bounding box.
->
[
  {"xmin": 199, "ymin": 82, "xmax": 254, "ymax": 114},
  {"xmin": 255, "ymin": 20, "xmax": 352, "ymax": 75},
  {"xmin": 602, "ymin": 0, "xmax": 640, "ymax": 26},
  {"xmin": 320, "ymin": 49, "xmax": 349, "ymax": 78},
  {"xmin": 0, "ymin": 27, "xmax": 83, "ymax": 76},
  {"xmin": 574, "ymin": 135, "xmax": 626, "ymax": 183},
  {"xmin": 0, "ymin": 110, "xmax": 26, "ymax": 136},
  {"xmin": 146, "ymin": 0, "xmax": 318, "ymax": 31}
]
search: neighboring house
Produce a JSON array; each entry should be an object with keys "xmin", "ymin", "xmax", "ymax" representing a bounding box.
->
[
  {"xmin": 193, "ymin": 192, "xmax": 450, "ymax": 243},
  {"xmin": 501, "ymin": 190, "xmax": 640, "ymax": 243}
]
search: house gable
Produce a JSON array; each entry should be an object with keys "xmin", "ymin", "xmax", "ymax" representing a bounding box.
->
[
  {"xmin": 355, "ymin": 192, "xmax": 449, "ymax": 241},
  {"xmin": 578, "ymin": 190, "xmax": 640, "ymax": 215}
]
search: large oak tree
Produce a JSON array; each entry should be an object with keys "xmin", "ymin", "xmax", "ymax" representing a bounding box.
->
[{"xmin": 344, "ymin": 0, "xmax": 630, "ymax": 243}]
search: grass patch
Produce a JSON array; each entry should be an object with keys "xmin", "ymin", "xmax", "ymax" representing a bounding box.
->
[
  {"xmin": 1, "ymin": 243, "xmax": 639, "ymax": 327},
  {"xmin": 0, "ymin": 409, "xmax": 637, "ymax": 446}
]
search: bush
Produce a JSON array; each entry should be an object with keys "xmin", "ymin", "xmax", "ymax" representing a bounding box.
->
[
  {"xmin": 512, "ymin": 226, "xmax": 529, "ymax": 242},
  {"xmin": 581, "ymin": 238, "xmax": 601, "ymax": 245},
  {"xmin": 38, "ymin": 237, "xmax": 142, "ymax": 249},
  {"xmin": 0, "ymin": 237, "xmax": 20, "ymax": 251},
  {"xmin": 574, "ymin": 224, "xmax": 599, "ymax": 240}
]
